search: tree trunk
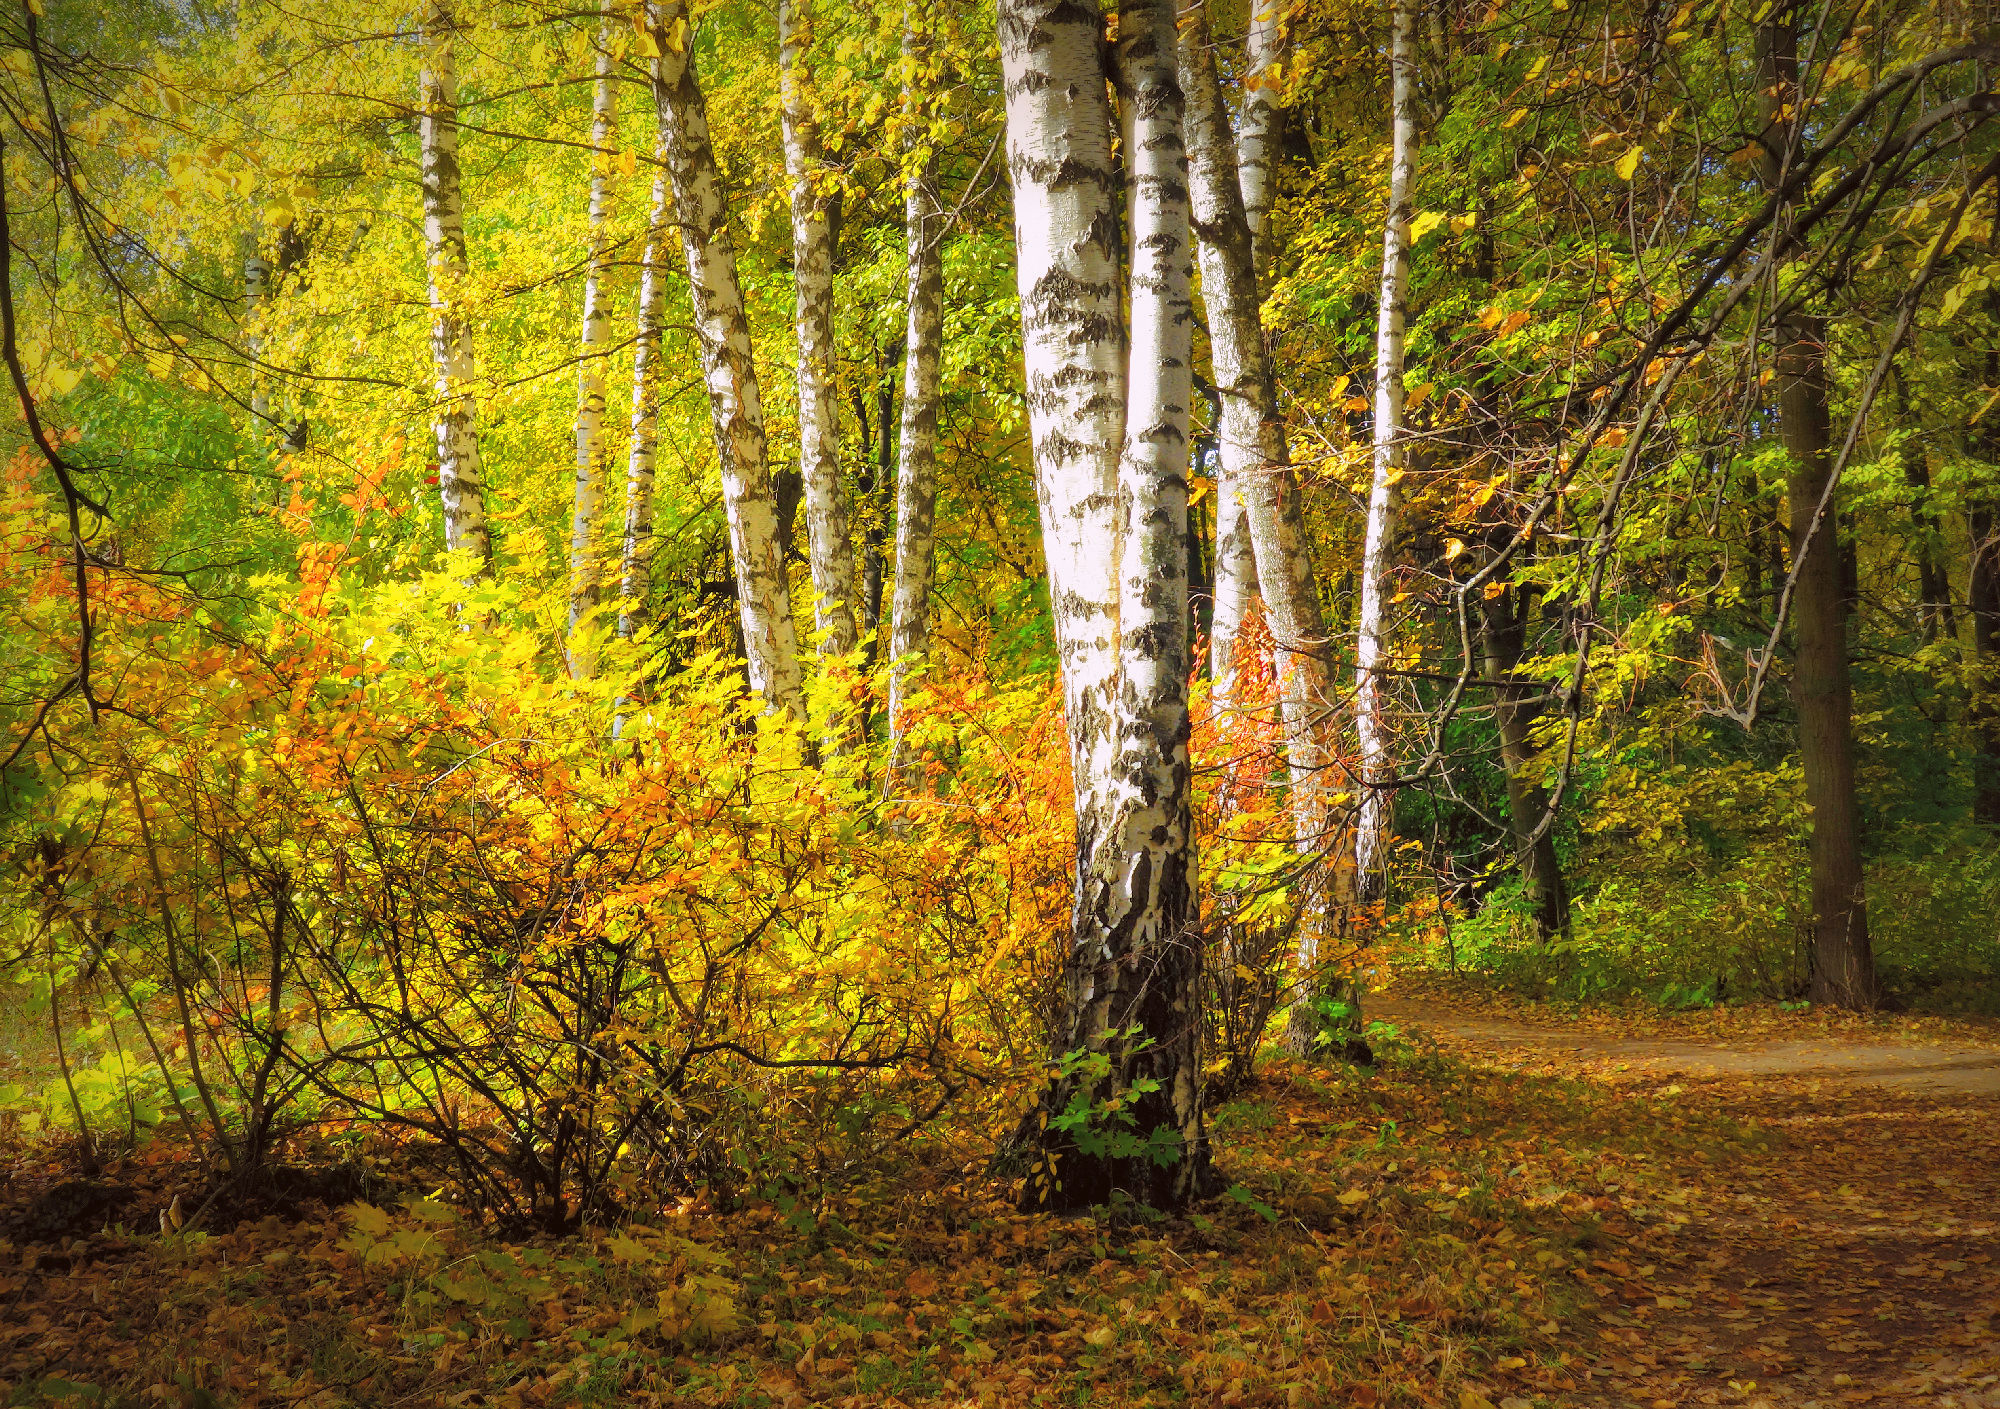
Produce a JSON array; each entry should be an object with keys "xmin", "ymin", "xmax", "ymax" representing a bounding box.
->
[
  {"xmin": 420, "ymin": 2, "xmax": 492, "ymax": 576},
  {"xmin": 241, "ymin": 231, "xmax": 272, "ymax": 437},
  {"xmin": 1182, "ymin": 0, "xmax": 1340, "ymax": 1055},
  {"xmin": 1353, "ymin": 0, "xmax": 1415, "ymax": 904},
  {"xmin": 566, "ymin": 5, "xmax": 619, "ymax": 675},
  {"xmin": 885, "ymin": 0, "xmax": 945, "ymax": 799},
  {"xmin": 1973, "ymin": 501, "xmax": 2000, "ymax": 824},
  {"xmin": 1760, "ymin": 6, "xmax": 1876, "ymax": 1008},
  {"xmin": 1236, "ymin": 0, "xmax": 1286, "ymax": 287},
  {"xmin": 1180, "ymin": 2, "xmax": 1335, "ymax": 849},
  {"xmin": 779, "ymin": 0, "xmax": 860, "ymax": 668},
  {"xmin": 1479, "ymin": 581, "xmax": 1569, "ymax": 939},
  {"xmin": 1973, "ymin": 307, "xmax": 2000, "ymax": 825},
  {"xmin": 618, "ymin": 163, "xmax": 671, "ymax": 646},
  {"xmin": 1000, "ymin": 0, "xmax": 1207, "ymax": 1212},
  {"xmin": 652, "ymin": 0, "xmax": 807, "ymax": 720}
]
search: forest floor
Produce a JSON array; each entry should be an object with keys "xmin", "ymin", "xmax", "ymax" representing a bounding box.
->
[{"xmin": 0, "ymin": 986, "xmax": 1995, "ymax": 1409}]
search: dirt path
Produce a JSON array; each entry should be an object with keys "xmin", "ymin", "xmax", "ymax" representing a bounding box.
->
[
  {"xmin": 1377, "ymin": 994, "xmax": 2000, "ymax": 1409},
  {"xmin": 1372, "ymin": 996, "xmax": 2000, "ymax": 1094}
]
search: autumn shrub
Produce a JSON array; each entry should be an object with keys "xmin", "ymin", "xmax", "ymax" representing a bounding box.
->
[{"xmin": 1, "ymin": 550, "xmax": 1017, "ymax": 1224}]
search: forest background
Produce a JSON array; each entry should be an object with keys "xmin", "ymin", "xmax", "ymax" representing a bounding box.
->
[{"xmin": 0, "ymin": 0, "xmax": 1998, "ymax": 1396}]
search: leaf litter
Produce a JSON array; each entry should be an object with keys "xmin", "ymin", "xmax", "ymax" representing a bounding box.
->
[{"xmin": 0, "ymin": 1010, "xmax": 1993, "ymax": 1409}]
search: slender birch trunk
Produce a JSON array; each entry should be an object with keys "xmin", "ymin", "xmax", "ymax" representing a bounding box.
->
[
  {"xmin": 651, "ymin": 0, "xmax": 807, "ymax": 719},
  {"xmin": 1112, "ymin": 0, "xmax": 1199, "ymax": 1122},
  {"xmin": 778, "ymin": 0, "xmax": 860, "ymax": 667},
  {"xmin": 1353, "ymin": 0, "xmax": 1415, "ymax": 902},
  {"xmin": 1182, "ymin": 4, "xmax": 1336, "ymax": 912},
  {"xmin": 419, "ymin": 2, "xmax": 492, "ymax": 576},
  {"xmin": 1206, "ymin": 0, "xmax": 1285, "ymax": 706},
  {"xmin": 566, "ymin": 7, "xmax": 619, "ymax": 674},
  {"xmin": 241, "ymin": 231, "xmax": 271, "ymax": 434},
  {"xmin": 1237, "ymin": 0, "xmax": 1287, "ymax": 285},
  {"xmin": 885, "ymin": 0, "xmax": 945, "ymax": 799},
  {"xmin": 618, "ymin": 163, "xmax": 671, "ymax": 645},
  {"xmin": 1000, "ymin": 0, "xmax": 1208, "ymax": 1213}
]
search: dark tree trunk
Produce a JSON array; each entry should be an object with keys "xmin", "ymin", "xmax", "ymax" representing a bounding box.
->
[
  {"xmin": 1973, "ymin": 503, "xmax": 2000, "ymax": 825},
  {"xmin": 1761, "ymin": 6, "xmax": 1877, "ymax": 1009},
  {"xmin": 1479, "ymin": 583, "xmax": 1569, "ymax": 940},
  {"xmin": 1890, "ymin": 369, "xmax": 1954, "ymax": 642},
  {"xmin": 1973, "ymin": 312, "xmax": 2000, "ymax": 824}
]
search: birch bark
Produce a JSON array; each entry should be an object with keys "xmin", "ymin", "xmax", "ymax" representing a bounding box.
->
[
  {"xmin": 618, "ymin": 162, "xmax": 671, "ymax": 645},
  {"xmin": 420, "ymin": 2, "xmax": 492, "ymax": 576},
  {"xmin": 778, "ymin": 0, "xmax": 860, "ymax": 666},
  {"xmin": 566, "ymin": 6, "xmax": 619, "ymax": 674},
  {"xmin": 1206, "ymin": 0, "xmax": 1285, "ymax": 706},
  {"xmin": 1353, "ymin": 0, "xmax": 1416, "ymax": 902},
  {"xmin": 885, "ymin": 0, "xmax": 945, "ymax": 799},
  {"xmin": 1180, "ymin": 5, "xmax": 1336, "ymax": 862},
  {"xmin": 241, "ymin": 232, "xmax": 271, "ymax": 435},
  {"xmin": 1000, "ymin": 0, "xmax": 1208, "ymax": 1212},
  {"xmin": 651, "ymin": 0, "xmax": 807, "ymax": 719},
  {"xmin": 1237, "ymin": 0, "xmax": 1287, "ymax": 285}
]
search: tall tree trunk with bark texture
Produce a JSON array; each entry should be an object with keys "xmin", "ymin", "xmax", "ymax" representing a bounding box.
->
[
  {"xmin": 1181, "ymin": 2, "xmax": 1334, "ymax": 830},
  {"xmin": 652, "ymin": 0, "xmax": 807, "ymax": 720},
  {"xmin": 1353, "ymin": 0, "xmax": 1414, "ymax": 903},
  {"xmin": 1182, "ymin": 2, "xmax": 1339, "ymax": 1050},
  {"xmin": 420, "ymin": 3, "xmax": 492, "ymax": 576},
  {"xmin": 1972, "ymin": 302, "xmax": 2000, "ymax": 825},
  {"xmin": 618, "ymin": 162, "xmax": 671, "ymax": 646},
  {"xmin": 1760, "ymin": 6, "xmax": 1876, "ymax": 1008},
  {"xmin": 779, "ymin": 0, "xmax": 860, "ymax": 669},
  {"xmin": 1479, "ymin": 582, "xmax": 1568, "ymax": 938},
  {"xmin": 1207, "ymin": 0, "xmax": 1287, "ymax": 715},
  {"xmin": 566, "ymin": 7, "xmax": 619, "ymax": 675},
  {"xmin": 1000, "ymin": 0, "xmax": 1207, "ymax": 1212},
  {"xmin": 886, "ymin": 0, "xmax": 945, "ymax": 798},
  {"xmin": 241, "ymin": 232, "xmax": 271, "ymax": 437},
  {"xmin": 1237, "ymin": 0, "xmax": 1286, "ymax": 287}
]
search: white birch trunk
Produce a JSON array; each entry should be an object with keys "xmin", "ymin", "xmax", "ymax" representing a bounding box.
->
[
  {"xmin": 1113, "ymin": 0, "xmax": 1199, "ymax": 1074},
  {"xmin": 1353, "ymin": 0, "xmax": 1416, "ymax": 901},
  {"xmin": 241, "ymin": 232, "xmax": 271, "ymax": 432},
  {"xmin": 1181, "ymin": 4, "xmax": 1335, "ymax": 853},
  {"xmin": 566, "ymin": 6, "xmax": 620, "ymax": 676},
  {"xmin": 618, "ymin": 162, "xmax": 671, "ymax": 645},
  {"xmin": 1205, "ymin": 0, "xmax": 1285, "ymax": 702},
  {"xmin": 779, "ymin": 0, "xmax": 860, "ymax": 667},
  {"xmin": 1237, "ymin": 0, "xmax": 1287, "ymax": 285},
  {"xmin": 651, "ymin": 0, "xmax": 807, "ymax": 720},
  {"xmin": 420, "ymin": 2, "xmax": 491, "ymax": 576},
  {"xmin": 1000, "ymin": 0, "xmax": 1206, "ymax": 1211},
  {"xmin": 885, "ymin": 0, "xmax": 945, "ymax": 799}
]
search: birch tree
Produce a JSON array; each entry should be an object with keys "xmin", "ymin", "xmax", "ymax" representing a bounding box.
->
[
  {"xmin": 1205, "ymin": 0, "xmax": 1284, "ymax": 719},
  {"xmin": 651, "ymin": 0, "xmax": 807, "ymax": 720},
  {"xmin": 778, "ymin": 0, "xmax": 860, "ymax": 669},
  {"xmin": 419, "ymin": 1, "xmax": 492, "ymax": 576},
  {"xmin": 1181, "ymin": 2, "xmax": 1338, "ymax": 1005},
  {"xmin": 618, "ymin": 163, "xmax": 671, "ymax": 646},
  {"xmin": 240, "ymin": 230, "xmax": 271, "ymax": 439},
  {"xmin": 1352, "ymin": 0, "xmax": 1415, "ymax": 902},
  {"xmin": 565, "ymin": 5, "xmax": 619, "ymax": 674},
  {"xmin": 885, "ymin": 0, "xmax": 944, "ymax": 798},
  {"xmin": 1001, "ymin": 0, "xmax": 1207, "ymax": 1211}
]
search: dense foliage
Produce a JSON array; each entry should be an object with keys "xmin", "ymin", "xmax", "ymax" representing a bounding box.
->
[{"xmin": 0, "ymin": 0, "xmax": 1996, "ymax": 1231}]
